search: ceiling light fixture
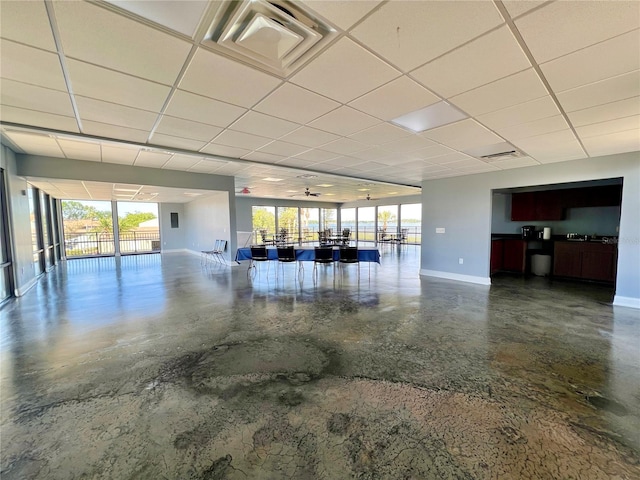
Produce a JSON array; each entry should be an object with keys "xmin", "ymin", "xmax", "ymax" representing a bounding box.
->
[
  {"xmin": 262, "ymin": 177, "xmax": 283, "ymax": 182},
  {"xmin": 392, "ymin": 101, "xmax": 467, "ymax": 133},
  {"xmin": 316, "ymin": 183, "xmax": 334, "ymax": 187},
  {"xmin": 297, "ymin": 174, "xmax": 318, "ymax": 179}
]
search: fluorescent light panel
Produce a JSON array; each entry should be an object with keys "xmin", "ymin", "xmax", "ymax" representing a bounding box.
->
[{"xmin": 392, "ymin": 101, "xmax": 467, "ymax": 133}]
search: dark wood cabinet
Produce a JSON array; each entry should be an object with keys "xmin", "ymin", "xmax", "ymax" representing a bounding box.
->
[
  {"xmin": 511, "ymin": 184, "xmax": 621, "ymax": 221},
  {"xmin": 553, "ymin": 241, "xmax": 617, "ymax": 282},
  {"xmin": 491, "ymin": 239, "xmax": 526, "ymax": 274}
]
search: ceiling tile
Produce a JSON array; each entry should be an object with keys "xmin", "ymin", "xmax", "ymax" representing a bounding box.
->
[
  {"xmin": 489, "ymin": 156, "xmax": 540, "ymax": 169},
  {"xmin": 150, "ymin": 133, "xmax": 207, "ymax": 151},
  {"xmin": 66, "ymin": 59, "xmax": 171, "ymax": 112},
  {"xmin": 75, "ymin": 96, "xmax": 158, "ymax": 131},
  {"xmin": 165, "ymin": 90, "xmax": 247, "ymax": 128},
  {"xmin": 567, "ymin": 97, "xmax": 640, "ymax": 127},
  {"xmin": 309, "ymin": 106, "xmax": 380, "ymax": 136},
  {"xmin": 348, "ymin": 123, "xmax": 411, "ymax": 145},
  {"xmin": 512, "ymin": 130, "xmax": 586, "ymax": 162},
  {"xmin": 82, "ymin": 121, "xmax": 150, "ymax": 143},
  {"xmin": 161, "ymin": 154, "xmax": 202, "ymax": 171},
  {"xmin": 179, "ymin": 48, "xmax": 281, "ymax": 108},
  {"xmin": 493, "ymin": 115, "xmax": 570, "ymax": 140},
  {"xmin": 101, "ymin": 145, "xmax": 140, "ymax": 164},
  {"xmin": 380, "ymin": 135, "xmax": 437, "ymax": 154},
  {"xmin": 320, "ymin": 138, "xmax": 369, "ymax": 155},
  {"xmin": 541, "ymin": 29, "xmax": 640, "ymax": 93},
  {"xmin": 53, "ymin": 1, "xmax": 192, "ymax": 84},
  {"xmin": 242, "ymin": 151, "xmax": 285, "ymax": 164},
  {"xmin": 349, "ymin": 76, "xmax": 440, "ymax": 121},
  {"xmin": 581, "ymin": 129, "xmax": 640, "ymax": 157},
  {"xmin": 279, "ymin": 126, "xmax": 340, "ymax": 148},
  {"xmin": 253, "ymin": 83, "xmax": 339, "ymax": 124},
  {"xmin": 58, "ymin": 139, "xmax": 102, "ymax": 162},
  {"xmin": 411, "ymin": 26, "xmax": 531, "ymax": 98},
  {"xmin": 188, "ymin": 160, "xmax": 222, "ymax": 173},
  {"xmin": 514, "ymin": 1, "xmax": 640, "ymax": 63},
  {"xmin": 350, "ymin": 1, "xmax": 504, "ymax": 71},
  {"xmin": 18, "ymin": 145, "xmax": 67, "ymax": 158},
  {"xmin": 106, "ymin": 0, "xmax": 208, "ymax": 37},
  {"xmin": 274, "ymin": 157, "xmax": 317, "ymax": 169},
  {"xmin": 1, "ymin": 79, "xmax": 75, "ymax": 117},
  {"xmin": 501, "ymin": 1, "xmax": 546, "ymax": 19},
  {"xmin": 154, "ymin": 115, "xmax": 222, "ymax": 142},
  {"xmin": 290, "ymin": 38, "xmax": 400, "ymax": 103},
  {"xmin": 0, "ymin": 106, "xmax": 79, "ymax": 133},
  {"xmin": 211, "ymin": 130, "xmax": 272, "ymax": 151},
  {"xmin": 291, "ymin": 149, "xmax": 338, "ymax": 163},
  {"xmin": 230, "ymin": 111, "xmax": 299, "ymax": 138},
  {"xmin": 301, "ymin": 1, "xmax": 383, "ymax": 31},
  {"xmin": 557, "ymin": 70, "xmax": 640, "ymax": 113},
  {"xmin": 0, "ymin": 0, "xmax": 56, "ymax": 51},
  {"xmin": 449, "ymin": 69, "xmax": 548, "ymax": 116},
  {"xmin": 575, "ymin": 115, "xmax": 640, "ymax": 138},
  {"xmin": 134, "ymin": 151, "xmax": 172, "ymax": 168},
  {"xmin": 0, "ymin": 40, "xmax": 68, "ymax": 92},
  {"xmin": 257, "ymin": 141, "xmax": 309, "ymax": 157},
  {"xmin": 200, "ymin": 143, "xmax": 252, "ymax": 159},
  {"xmin": 429, "ymin": 152, "xmax": 476, "ymax": 165},
  {"xmin": 349, "ymin": 146, "xmax": 395, "ymax": 162},
  {"xmin": 4, "ymin": 132, "xmax": 60, "ymax": 149},
  {"xmin": 477, "ymin": 96, "xmax": 561, "ymax": 130},
  {"xmin": 422, "ymin": 119, "xmax": 503, "ymax": 151},
  {"xmin": 409, "ymin": 144, "xmax": 457, "ymax": 161}
]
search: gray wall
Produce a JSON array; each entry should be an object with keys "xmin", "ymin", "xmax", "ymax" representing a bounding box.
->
[
  {"xmin": 492, "ymin": 193, "xmax": 621, "ymax": 236},
  {"xmin": 184, "ymin": 192, "xmax": 232, "ymax": 260},
  {"xmin": 1, "ymin": 145, "xmax": 37, "ymax": 295},
  {"xmin": 158, "ymin": 203, "xmax": 186, "ymax": 251},
  {"xmin": 421, "ymin": 152, "xmax": 640, "ymax": 303}
]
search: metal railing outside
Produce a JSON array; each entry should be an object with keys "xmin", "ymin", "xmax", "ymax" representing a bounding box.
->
[{"xmin": 64, "ymin": 232, "xmax": 160, "ymax": 257}]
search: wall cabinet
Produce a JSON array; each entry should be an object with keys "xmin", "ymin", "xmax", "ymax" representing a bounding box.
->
[
  {"xmin": 511, "ymin": 184, "xmax": 622, "ymax": 221},
  {"xmin": 553, "ymin": 241, "xmax": 617, "ymax": 282}
]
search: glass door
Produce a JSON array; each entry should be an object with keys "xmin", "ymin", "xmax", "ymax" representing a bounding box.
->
[
  {"xmin": 0, "ymin": 169, "xmax": 14, "ymax": 303},
  {"xmin": 357, "ymin": 206, "xmax": 375, "ymax": 244},
  {"xmin": 276, "ymin": 207, "xmax": 299, "ymax": 245},
  {"xmin": 300, "ymin": 207, "xmax": 319, "ymax": 244},
  {"xmin": 400, "ymin": 203, "xmax": 422, "ymax": 244},
  {"xmin": 377, "ymin": 205, "xmax": 398, "ymax": 243}
]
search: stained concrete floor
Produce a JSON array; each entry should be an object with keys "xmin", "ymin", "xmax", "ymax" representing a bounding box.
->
[{"xmin": 1, "ymin": 247, "xmax": 639, "ymax": 479}]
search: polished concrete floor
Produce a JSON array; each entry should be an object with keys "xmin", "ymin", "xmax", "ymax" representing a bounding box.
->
[{"xmin": 1, "ymin": 247, "xmax": 639, "ymax": 479}]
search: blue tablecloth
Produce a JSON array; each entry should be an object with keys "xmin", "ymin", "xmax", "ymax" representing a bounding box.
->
[{"xmin": 236, "ymin": 247, "xmax": 380, "ymax": 263}]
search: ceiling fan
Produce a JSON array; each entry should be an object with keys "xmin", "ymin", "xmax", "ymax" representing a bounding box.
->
[
  {"xmin": 236, "ymin": 187, "xmax": 251, "ymax": 194},
  {"xmin": 304, "ymin": 187, "xmax": 321, "ymax": 197}
]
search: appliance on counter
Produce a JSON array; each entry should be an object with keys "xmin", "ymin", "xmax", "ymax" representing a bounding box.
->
[
  {"xmin": 521, "ymin": 225, "xmax": 536, "ymax": 239},
  {"xmin": 566, "ymin": 233, "xmax": 589, "ymax": 241}
]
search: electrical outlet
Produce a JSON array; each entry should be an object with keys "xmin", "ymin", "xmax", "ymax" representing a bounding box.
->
[
  {"xmin": 459, "ymin": 258, "xmax": 464, "ymax": 264},
  {"xmin": 436, "ymin": 227, "xmax": 445, "ymax": 234}
]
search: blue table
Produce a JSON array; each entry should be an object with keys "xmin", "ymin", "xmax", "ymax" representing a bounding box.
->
[{"xmin": 235, "ymin": 247, "xmax": 380, "ymax": 263}]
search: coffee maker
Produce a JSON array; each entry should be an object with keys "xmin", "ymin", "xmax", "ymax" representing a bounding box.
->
[{"xmin": 521, "ymin": 225, "xmax": 536, "ymax": 239}]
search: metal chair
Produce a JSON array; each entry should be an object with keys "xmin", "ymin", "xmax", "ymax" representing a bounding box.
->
[
  {"xmin": 313, "ymin": 247, "xmax": 334, "ymax": 282},
  {"xmin": 201, "ymin": 239, "xmax": 221, "ymax": 266},
  {"xmin": 248, "ymin": 245, "xmax": 270, "ymax": 278},
  {"xmin": 212, "ymin": 240, "xmax": 227, "ymax": 264},
  {"xmin": 341, "ymin": 228, "xmax": 351, "ymax": 246},
  {"xmin": 338, "ymin": 246, "xmax": 359, "ymax": 281},
  {"xmin": 276, "ymin": 246, "xmax": 301, "ymax": 279}
]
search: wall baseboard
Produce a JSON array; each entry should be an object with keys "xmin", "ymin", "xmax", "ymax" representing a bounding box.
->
[
  {"xmin": 420, "ymin": 269, "xmax": 492, "ymax": 286},
  {"xmin": 613, "ymin": 295, "xmax": 640, "ymax": 309},
  {"xmin": 161, "ymin": 249, "xmax": 190, "ymax": 254},
  {"xmin": 15, "ymin": 276, "xmax": 38, "ymax": 297}
]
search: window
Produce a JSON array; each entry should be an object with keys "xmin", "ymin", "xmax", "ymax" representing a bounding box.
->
[
  {"xmin": 357, "ymin": 206, "xmax": 375, "ymax": 243},
  {"xmin": 252, "ymin": 206, "xmax": 276, "ymax": 244},
  {"xmin": 61, "ymin": 200, "xmax": 115, "ymax": 257},
  {"xmin": 340, "ymin": 208, "xmax": 355, "ymax": 238},
  {"xmin": 377, "ymin": 205, "xmax": 398, "ymax": 242},
  {"xmin": 277, "ymin": 207, "xmax": 299, "ymax": 243},
  {"xmin": 400, "ymin": 203, "xmax": 421, "ymax": 244},
  {"xmin": 28, "ymin": 187, "xmax": 44, "ymax": 274},
  {"xmin": 0, "ymin": 169, "xmax": 13, "ymax": 303},
  {"xmin": 300, "ymin": 207, "xmax": 319, "ymax": 244},
  {"xmin": 117, "ymin": 202, "xmax": 159, "ymax": 254},
  {"xmin": 321, "ymin": 208, "xmax": 337, "ymax": 234}
]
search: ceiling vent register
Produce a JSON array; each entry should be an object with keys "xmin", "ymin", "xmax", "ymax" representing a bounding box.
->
[{"xmin": 204, "ymin": 0, "xmax": 337, "ymax": 77}]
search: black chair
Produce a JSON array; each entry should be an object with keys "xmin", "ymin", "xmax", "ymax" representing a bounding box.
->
[
  {"xmin": 341, "ymin": 228, "xmax": 351, "ymax": 246},
  {"xmin": 313, "ymin": 247, "xmax": 334, "ymax": 281},
  {"xmin": 249, "ymin": 245, "xmax": 270, "ymax": 278},
  {"xmin": 338, "ymin": 246, "xmax": 359, "ymax": 281},
  {"xmin": 276, "ymin": 246, "xmax": 300, "ymax": 279}
]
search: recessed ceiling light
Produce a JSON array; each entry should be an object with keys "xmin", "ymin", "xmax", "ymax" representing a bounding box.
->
[
  {"xmin": 286, "ymin": 190, "xmax": 298, "ymax": 193},
  {"xmin": 316, "ymin": 184, "xmax": 334, "ymax": 187},
  {"xmin": 392, "ymin": 101, "xmax": 467, "ymax": 133},
  {"xmin": 387, "ymin": 192, "xmax": 398, "ymax": 195},
  {"xmin": 262, "ymin": 177, "xmax": 283, "ymax": 182},
  {"xmin": 324, "ymin": 193, "xmax": 335, "ymax": 196},
  {"xmin": 357, "ymin": 188, "xmax": 370, "ymax": 191},
  {"xmin": 184, "ymin": 192, "xmax": 204, "ymax": 197},
  {"xmin": 296, "ymin": 174, "xmax": 318, "ymax": 179}
]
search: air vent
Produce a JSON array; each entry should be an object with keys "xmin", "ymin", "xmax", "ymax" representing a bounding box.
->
[
  {"xmin": 480, "ymin": 150, "xmax": 522, "ymax": 162},
  {"xmin": 204, "ymin": 0, "xmax": 338, "ymax": 77},
  {"xmin": 463, "ymin": 142, "xmax": 523, "ymax": 163}
]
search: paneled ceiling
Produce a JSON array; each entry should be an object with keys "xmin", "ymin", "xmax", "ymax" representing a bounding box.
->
[{"xmin": 1, "ymin": 0, "xmax": 638, "ymax": 203}]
